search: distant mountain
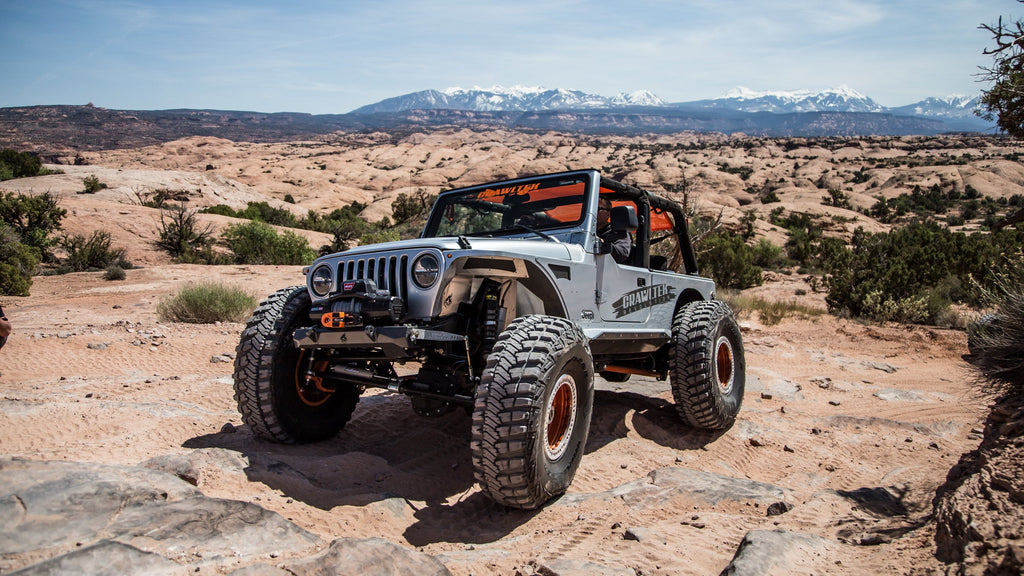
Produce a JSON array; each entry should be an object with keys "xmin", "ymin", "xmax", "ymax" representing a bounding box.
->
[
  {"xmin": 0, "ymin": 88, "xmax": 996, "ymax": 156},
  {"xmin": 676, "ymin": 85, "xmax": 886, "ymax": 113},
  {"xmin": 886, "ymin": 95, "xmax": 989, "ymax": 132},
  {"xmin": 352, "ymin": 85, "xmax": 993, "ymax": 132},
  {"xmin": 890, "ymin": 95, "xmax": 981, "ymax": 119},
  {"xmin": 353, "ymin": 85, "xmax": 665, "ymax": 114}
]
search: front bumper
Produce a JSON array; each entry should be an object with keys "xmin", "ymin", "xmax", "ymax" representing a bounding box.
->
[{"xmin": 292, "ymin": 325, "xmax": 467, "ymax": 357}]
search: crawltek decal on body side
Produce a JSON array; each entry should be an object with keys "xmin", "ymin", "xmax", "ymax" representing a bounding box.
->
[{"xmin": 611, "ymin": 284, "xmax": 676, "ymax": 318}]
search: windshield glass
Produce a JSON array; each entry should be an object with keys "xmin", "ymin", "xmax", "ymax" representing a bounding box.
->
[{"xmin": 424, "ymin": 174, "xmax": 589, "ymax": 238}]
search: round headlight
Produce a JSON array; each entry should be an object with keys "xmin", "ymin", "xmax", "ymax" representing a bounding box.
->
[
  {"xmin": 310, "ymin": 265, "xmax": 333, "ymax": 297},
  {"xmin": 412, "ymin": 253, "xmax": 440, "ymax": 288}
]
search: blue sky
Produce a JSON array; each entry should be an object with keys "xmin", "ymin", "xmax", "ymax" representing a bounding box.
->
[{"xmin": 0, "ymin": 0, "xmax": 1017, "ymax": 114}]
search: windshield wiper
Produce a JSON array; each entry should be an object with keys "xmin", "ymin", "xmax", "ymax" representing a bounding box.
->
[{"xmin": 502, "ymin": 224, "xmax": 559, "ymax": 243}]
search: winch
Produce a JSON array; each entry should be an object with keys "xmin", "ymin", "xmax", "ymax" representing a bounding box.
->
[{"xmin": 310, "ymin": 279, "xmax": 405, "ymax": 328}]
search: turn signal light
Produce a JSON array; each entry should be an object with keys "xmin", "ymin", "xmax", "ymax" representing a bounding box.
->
[{"xmin": 321, "ymin": 312, "xmax": 356, "ymax": 328}]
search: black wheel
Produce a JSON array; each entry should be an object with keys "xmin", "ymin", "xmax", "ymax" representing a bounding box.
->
[
  {"xmin": 234, "ymin": 286, "xmax": 360, "ymax": 443},
  {"xmin": 471, "ymin": 315, "xmax": 594, "ymax": 509},
  {"xmin": 669, "ymin": 300, "xmax": 745, "ymax": 430}
]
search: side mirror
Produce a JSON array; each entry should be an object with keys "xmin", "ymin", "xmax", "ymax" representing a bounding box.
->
[{"xmin": 610, "ymin": 205, "xmax": 638, "ymax": 233}]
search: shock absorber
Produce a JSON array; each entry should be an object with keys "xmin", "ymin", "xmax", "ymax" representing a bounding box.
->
[{"xmin": 479, "ymin": 280, "xmax": 502, "ymax": 348}]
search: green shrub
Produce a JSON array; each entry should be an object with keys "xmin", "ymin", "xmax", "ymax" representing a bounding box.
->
[
  {"xmin": 59, "ymin": 230, "xmax": 130, "ymax": 272},
  {"xmin": 201, "ymin": 201, "xmax": 298, "ymax": 227},
  {"xmin": 0, "ymin": 191, "xmax": 66, "ymax": 262},
  {"xmin": 223, "ymin": 221, "xmax": 315, "ymax": 265},
  {"xmin": 155, "ymin": 203, "xmax": 215, "ymax": 260},
  {"xmin": 138, "ymin": 188, "xmax": 190, "ymax": 208},
  {"xmin": 0, "ymin": 149, "xmax": 43, "ymax": 181},
  {"xmin": 822, "ymin": 223, "xmax": 1023, "ymax": 324},
  {"xmin": 81, "ymin": 175, "xmax": 107, "ymax": 194},
  {"xmin": 157, "ymin": 283, "xmax": 257, "ymax": 323},
  {"xmin": 751, "ymin": 239, "xmax": 787, "ymax": 269},
  {"xmin": 0, "ymin": 223, "xmax": 38, "ymax": 296},
  {"xmin": 200, "ymin": 204, "xmax": 238, "ymax": 217},
  {"xmin": 358, "ymin": 227, "xmax": 401, "ymax": 247},
  {"xmin": 699, "ymin": 231, "xmax": 763, "ymax": 289},
  {"xmin": 391, "ymin": 190, "xmax": 436, "ymax": 224},
  {"xmin": 103, "ymin": 265, "xmax": 126, "ymax": 281},
  {"xmin": 968, "ymin": 252, "xmax": 1024, "ymax": 394}
]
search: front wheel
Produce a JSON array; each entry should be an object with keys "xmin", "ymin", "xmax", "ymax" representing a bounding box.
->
[
  {"xmin": 233, "ymin": 286, "xmax": 360, "ymax": 443},
  {"xmin": 471, "ymin": 315, "xmax": 594, "ymax": 509},
  {"xmin": 669, "ymin": 300, "xmax": 745, "ymax": 430}
]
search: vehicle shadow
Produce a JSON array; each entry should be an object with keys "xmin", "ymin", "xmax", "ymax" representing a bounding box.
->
[
  {"xmin": 587, "ymin": 384, "xmax": 726, "ymax": 454},
  {"xmin": 184, "ymin": 394, "xmax": 479, "ymax": 511},
  {"xmin": 402, "ymin": 492, "xmax": 542, "ymax": 546},
  {"xmin": 183, "ymin": 379, "xmax": 720, "ymax": 547}
]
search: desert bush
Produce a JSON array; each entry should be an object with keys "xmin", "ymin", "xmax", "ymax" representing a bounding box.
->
[
  {"xmin": 157, "ymin": 283, "xmax": 257, "ymax": 323},
  {"xmin": 699, "ymin": 231, "xmax": 763, "ymax": 289},
  {"xmin": 59, "ymin": 230, "xmax": 130, "ymax": 272},
  {"xmin": 822, "ymin": 188, "xmax": 852, "ymax": 209},
  {"xmin": 968, "ymin": 252, "xmax": 1024, "ymax": 394},
  {"xmin": 0, "ymin": 191, "xmax": 66, "ymax": 262},
  {"xmin": 155, "ymin": 203, "xmax": 215, "ymax": 261},
  {"xmin": 202, "ymin": 201, "xmax": 304, "ymax": 228},
  {"xmin": 391, "ymin": 190, "xmax": 437, "ymax": 224},
  {"xmin": 750, "ymin": 239, "xmax": 787, "ymax": 269},
  {"xmin": 81, "ymin": 175, "xmax": 107, "ymax": 194},
  {"xmin": 103, "ymin": 265, "xmax": 126, "ymax": 281},
  {"xmin": 0, "ymin": 223, "xmax": 38, "ymax": 296},
  {"xmin": 301, "ymin": 203, "xmax": 369, "ymax": 235},
  {"xmin": 222, "ymin": 221, "xmax": 315, "ymax": 265},
  {"xmin": 721, "ymin": 292, "xmax": 823, "ymax": 326},
  {"xmin": 136, "ymin": 188, "xmax": 191, "ymax": 208},
  {"xmin": 0, "ymin": 149, "xmax": 44, "ymax": 181},
  {"xmin": 358, "ymin": 227, "xmax": 401, "ymax": 247},
  {"xmin": 823, "ymin": 223, "xmax": 1023, "ymax": 324}
]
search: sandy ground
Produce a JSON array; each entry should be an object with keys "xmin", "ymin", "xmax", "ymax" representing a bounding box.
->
[
  {"xmin": 0, "ymin": 132, "xmax": 1010, "ymax": 573},
  {"xmin": 0, "ymin": 265, "xmax": 986, "ymax": 575}
]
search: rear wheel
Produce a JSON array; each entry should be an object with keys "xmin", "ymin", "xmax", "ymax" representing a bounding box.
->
[
  {"xmin": 669, "ymin": 300, "xmax": 745, "ymax": 430},
  {"xmin": 471, "ymin": 315, "xmax": 594, "ymax": 509},
  {"xmin": 233, "ymin": 286, "xmax": 360, "ymax": 443}
]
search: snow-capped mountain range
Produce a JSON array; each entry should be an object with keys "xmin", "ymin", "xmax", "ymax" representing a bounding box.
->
[
  {"xmin": 354, "ymin": 85, "xmax": 666, "ymax": 114},
  {"xmin": 353, "ymin": 84, "xmax": 982, "ymax": 122},
  {"xmin": 889, "ymin": 95, "xmax": 982, "ymax": 119},
  {"xmin": 685, "ymin": 85, "xmax": 886, "ymax": 113}
]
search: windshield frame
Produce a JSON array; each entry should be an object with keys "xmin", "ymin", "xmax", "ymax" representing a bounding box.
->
[{"xmin": 421, "ymin": 171, "xmax": 597, "ymax": 239}]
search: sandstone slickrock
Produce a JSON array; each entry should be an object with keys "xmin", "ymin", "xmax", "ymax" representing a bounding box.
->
[
  {"xmin": 537, "ymin": 558, "xmax": 637, "ymax": 576},
  {"xmin": 282, "ymin": 538, "xmax": 452, "ymax": 576},
  {"xmin": 557, "ymin": 466, "xmax": 791, "ymax": 510},
  {"xmin": 718, "ymin": 529, "xmax": 833, "ymax": 576},
  {"xmin": 8, "ymin": 540, "xmax": 184, "ymax": 576}
]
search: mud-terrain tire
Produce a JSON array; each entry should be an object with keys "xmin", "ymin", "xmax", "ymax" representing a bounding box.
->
[
  {"xmin": 472, "ymin": 315, "xmax": 594, "ymax": 509},
  {"xmin": 669, "ymin": 300, "xmax": 745, "ymax": 430},
  {"xmin": 234, "ymin": 286, "xmax": 360, "ymax": 443}
]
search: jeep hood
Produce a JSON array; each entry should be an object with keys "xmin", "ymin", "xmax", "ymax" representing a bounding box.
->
[{"xmin": 322, "ymin": 236, "xmax": 580, "ymax": 262}]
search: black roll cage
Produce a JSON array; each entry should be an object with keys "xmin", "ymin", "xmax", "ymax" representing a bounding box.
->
[{"xmin": 599, "ymin": 176, "xmax": 700, "ymax": 275}]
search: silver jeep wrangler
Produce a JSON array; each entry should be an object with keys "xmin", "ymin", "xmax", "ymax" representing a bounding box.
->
[{"xmin": 234, "ymin": 170, "xmax": 745, "ymax": 509}]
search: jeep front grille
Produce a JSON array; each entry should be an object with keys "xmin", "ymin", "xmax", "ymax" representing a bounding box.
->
[{"xmin": 338, "ymin": 254, "xmax": 410, "ymax": 301}]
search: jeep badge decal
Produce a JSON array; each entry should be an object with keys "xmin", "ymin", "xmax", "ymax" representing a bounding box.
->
[{"xmin": 612, "ymin": 284, "xmax": 676, "ymax": 318}]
